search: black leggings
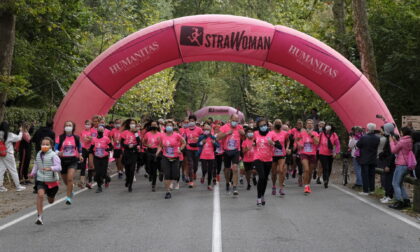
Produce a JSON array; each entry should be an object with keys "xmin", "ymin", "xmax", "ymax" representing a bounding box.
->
[
  {"xmin": 186, "ymin": 149, "xmax": 199, "ymax": 178},
  {"xmin": 79, "ymin": 148, "xmax": 89, "ymax": 177},
  {"xmin": 124, "ymin": 151, "xmax": 137, "ymax": 189},
  {"xmin": 296, "ymin": 156, "xmax": 303, "ymax": 175},
  {"xmin": 215, "ymin": 155, "xmax": 223, "ymax": 175},
  {"xmin": 381, "ymin": 169, "xmax": 394, "ymax": 198},
  {"xmin": 201, "ymin": 159, "xmax": 215, "ymax": 185},
  {"xmin": 94, "ymin": 156, "xmax": 109, "ymax": 187},
  {"xmin": 255, "ymin": 160, "xmax": 272, "ymax": 198},
  {"xmin": 146, "ymin": 149, "xmax": 161, "ymax": 186},
  {"xmin": 319, "ymin": 155, "xmax": 333, "ymax": 183}
]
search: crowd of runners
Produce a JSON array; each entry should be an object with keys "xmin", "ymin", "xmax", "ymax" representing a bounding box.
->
[{"xmin": 0, "ymin": 112, "xmax": 419, "ymax": 225}]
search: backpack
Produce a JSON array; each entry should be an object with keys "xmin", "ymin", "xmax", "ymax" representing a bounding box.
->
[{"xmin": 0, "ymin": 140, "xmax": 6, "ymax": 157}]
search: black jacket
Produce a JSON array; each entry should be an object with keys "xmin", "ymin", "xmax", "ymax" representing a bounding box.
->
[{"xmin": 356, "ymin": 133, "xmax": 380, "ymax": 165}]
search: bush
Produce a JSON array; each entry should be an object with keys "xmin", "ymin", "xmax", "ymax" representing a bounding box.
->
[{"xmin": 3, "ymin": 106, "xmax": 56, "ymax": 131}]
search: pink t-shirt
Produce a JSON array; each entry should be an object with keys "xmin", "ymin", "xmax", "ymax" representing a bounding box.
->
[
  {"xmin": 55, "ymin": 135, "xmax": 79, "ymax": 157},
  {"xmin": 241, "ymin": 138, "xmax": 255, "ymax": 163},
  {"xmin": 253, "ymin": 131, "xmax": 274, "ymax": 162},
  {"xmin": 186, "ymin": 127, "xmax": 203, "ymax": 151},
  {"xmin": 144, "ymin": 131, "xmax": 162, "ymax": 149},
  {"xmin": 90, "ymin": 127, "xmax": 98, "ymax": 138},
  {"xmin": 160, "ymin": 133, "xmax": 183, "ymax": 158},
  {"xmin": 318, "ymin": 132, "xmax": 340, "ymax": 156},
  {"xmin": 103, "ymin": 128, "xmax": 110, "ymax": 138},
  {"xmin": 220, "ymin": 123, "xmax": 243, "ymax": 151},
  {"xmin": 81, "ymin": 129, "xmax": 92, "ymax": 149},
  {"xmin": 121, "ymin": 130, "xmax": 138, "ymax": 147},
  {"xmin": 271, "ymin": 131, "xmax": 289, "ymax": 157},
  {"xmin": 110, "ymin": 128, "xmax": 122, "ymax": 149},
  {"xmin": 200, "ymin": 137, "xmax": 216, "ymax": 160},
  {"xmin": 297, "ymin": 130, "xmax": 319, "ymax": 155},
  {"xmin": 92, "ymin": 136, "xmax": 111, "ymax": 158}
]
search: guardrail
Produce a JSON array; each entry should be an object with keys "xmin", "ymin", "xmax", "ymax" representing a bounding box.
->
[{"xmin": 375, "ymin": 168, "xmax": 420, "ymax": 212}]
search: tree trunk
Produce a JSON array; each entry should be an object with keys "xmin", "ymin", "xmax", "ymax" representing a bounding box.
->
[
  {"xmin": 332, "ymin": 0, "xmax": 347, "ymax": 57},
  {"xmin": 352, "ymin": 0, "xmax": 380, "ymax": 91},
  {"xmin": 0, "ymin": 9, "xmax": 16, "ymax": 121}
]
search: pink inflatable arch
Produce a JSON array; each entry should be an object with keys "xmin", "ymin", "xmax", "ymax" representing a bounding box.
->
[
  {"xmin": 193, "ymin": 106, "xmax": 245, "ymax": 122},
  {"xmin": 54, "ymin": 14, "xmax": 393, "ymax": 133}
]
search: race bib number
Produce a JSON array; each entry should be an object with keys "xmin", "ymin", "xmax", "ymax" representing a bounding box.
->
[
  {"xmin": 115, "ymin": 141, "xmax": 121, "ymax": 149},
  {"xmin": 95, "ymin": 148, "xmax": 105, "ymax": 157},
  {"xmin": 91, "ymin": 132, "xmax": 97, "ymax": 138},
  {"xmin": 304, "ymin": 142, "xmax": 313, "ymax": 153},
  {"xmin": 227, "ymin": 139, "xmax": 236, "ymax": 150},
  {"xmin": 274, "ymin": 148, "xmax": 283, "ymax": 156},
  {"xmin": 166, "ymin": 146, "xmax": 175, "ymax": 157},
  {"xmin": 63, "ymin": 145, "xmax": 75, "ymax": 157}
]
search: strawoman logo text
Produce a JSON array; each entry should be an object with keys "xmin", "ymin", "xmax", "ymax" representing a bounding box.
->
[{"xmin": 180, "ymin": 26, "xmax": 271, "ymax": 51}]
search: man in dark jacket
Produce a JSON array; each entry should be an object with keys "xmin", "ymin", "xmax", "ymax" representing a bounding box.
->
[
  {"xmin": 31, "ymin": 119, "xmax": 55, "ymax": 153},
  {"xmin": 356, "ymin": 123, "xmax": 380, "ymax": 195}
]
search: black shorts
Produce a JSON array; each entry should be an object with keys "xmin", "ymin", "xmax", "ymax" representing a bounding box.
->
[
  {"xmin": 61, "ymin": 157, "xmax": 78, "ymax": 174},
  {"xmin": 36, "ymin": 181, "xmax": 59, "ymax": 198},
  {"xmin": 161, "ymin": 156, "xmax": 180, "ymax": 180},
  {"xmin": 113, "ymin": 149, "xmax": 123, "ymax": 159},
  {"xmin": 243, "ymin": 162, "xmax": 255, "ymax": 171},
  {"xmin": 223, "ymin": 150, "xmax": 240, "ymax": 168},
  {"xmin": 273, "ymin": 156, "xmax": 286, "ymax": 162}
]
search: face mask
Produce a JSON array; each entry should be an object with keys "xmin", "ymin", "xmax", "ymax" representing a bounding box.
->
[
  {"xmin": 41, "ymin": 145, "xmax": 50, "ymax": 152},
  {"xmin": 115, "ymin": 124, "xmax": 121, "ymax": 128},
  {"xmin": 150, "ymin": 126, "xmax": 158, "ymax": 131},
  {"xmin": 130, "ymin": 124, "xmax": 136, "ymax": 129},
  {"xmin": 136, "ymin": 127, "xmax": 141, "ymax": 131},
  {"xmin": 231, "ymin": 121, "xmax": 238, "ymax": 127},
  {"xmin": 249, "ymin": 124, "xmax": 254, "ymax": 129},
  {"xmin": 189, "ymin": 122, "xmax": 195, "ymax": 128},
  {"xmin": 275, "ymin": 124, "xmax": 281, "ymax": 130},
  {"xmin": 247, "ymin": 132, "xmax": 254, "ymax": 138},
  {"xmin": 204, "ymin": 130, "xmax": 210, "ymax": 135},
  {"xmin": 325, "ymin": 126, "xmax": 332, "ymax": 131},
  {"xmin": 99, "ymin": 124, "xmax": 105, "ymax": 128},
  {"xmin": 319, "ymin": 127, "xmax": 323, "ymax": 132},
  {"xmin": 65, "ymin": 126, "xmax": 73, "ymax": 133},
  {"xmin": 97, "ymin": 131, "xmax": 104, "ymax": 137},
  {"xmin": 98, "ymin": 125, "xmax": 104, "ymax": 131},
  {"xmin": 183, "ymin": 124, "xmax": 188, "ymax": 129},
  {"xmin": 259, "ymin": 125, "xmax": 268, "ymax": 132},
  {"xmin": 85, "ymin": 124, "xmax": 91, "ymax": 130},
  {"xmin": 166, "ymin": 126, "xmax": 173, "ymax": 133}
]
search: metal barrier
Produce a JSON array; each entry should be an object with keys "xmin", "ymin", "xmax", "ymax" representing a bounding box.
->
[{"xmin": 375, "ymin": 168, "xmax": 420, "ymax": 212}]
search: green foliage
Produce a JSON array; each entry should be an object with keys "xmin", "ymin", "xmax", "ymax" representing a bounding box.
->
[
  {"xmin": 0, "ymin": 75, "xmax": 31, "ymax": 99},
  {"xmin": 4, "ymin": 106, "xmax": 55, "ymax": 131}
]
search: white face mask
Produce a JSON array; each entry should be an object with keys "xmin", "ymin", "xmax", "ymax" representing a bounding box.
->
[
  {"xmin": 115, "ymin": 124, "xmax": 121, "ymax": 128},
  {"xmin": 130, "ymin": 124, "xmax": 136, "ymax": 129},
  {"xmin": 65, "ymin": 126, "xmax": 73, "ymax": 133},
  {"xmin": 85, "ymin": 124, "xmax": 91, "ymax": 130},
  {"xmin": 325, "ymin": 125, "xmax": 332, "ymax": 131}
]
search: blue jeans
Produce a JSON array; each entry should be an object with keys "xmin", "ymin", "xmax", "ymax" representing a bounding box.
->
[
  {"xmin": 392, "ymin": 165, "xmax": 409, "ymax": 201},
  {"xmin": 353, "ymin": 158, "xmax": 363, "ymax": 186}
]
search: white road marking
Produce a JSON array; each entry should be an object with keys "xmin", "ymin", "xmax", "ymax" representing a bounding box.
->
[
  {"xmin": 331, "ymin": 184, "xmax": 420, "ymax": 230},
  {"xmin": 0, "ymin": 173, "xmax": 117, "ymax": 232},
  {"xmin": 212, "ymin": 183, "xmax": 222, "ymax": 252}
]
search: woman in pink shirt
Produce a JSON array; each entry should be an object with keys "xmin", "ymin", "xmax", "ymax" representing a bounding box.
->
[
  {"xmin": 296, "ymin": 119, "xmax": 319, "ymax": 194},
  {"xmin": 80, "ymin": 120, "xmax": 93, "ymax": 189},
  {"xmin": 121, "ymin": 119, "xmax": 141, "ymax": 192},
  {"xmin": 318, "ymin": 124, "xmax": 340, "ymax": 188},
  {"xmin": 143, "ymin": 120, "xmax": 162, "ymax": 192},
  {"xmin": 198, "ymin": 124, "xmax": 219, "ymax": 191},
  {"xmin": 156, "ymin": 121, "xmax": 186, "ymax": 199},
  {"xmin": 213, "ymin": 125, "xmax": 224, "ymax": 183},
  {"xmin": 110, "ymin": 119, "xmax": 124, "ymax": 179},
  {"xmin": 185, "ymin": 115, "xmax": 203, "ymax": 187},
  {"xmin": 270, "ymin": 120, "xmax": 290, "ymax": 196},
  {"xmin": 253, "ymin": 119, "xmax": 275, "ymax": 206}
]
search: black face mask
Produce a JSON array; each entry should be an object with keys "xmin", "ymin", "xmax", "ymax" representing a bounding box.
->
[
  {"xmin": 97, "ymin": 131, "xmax": 104, "ymax": 138},
  {"xmin": 259, "ymin": 129, "xmax": 269, "ymax": 136},
  {"xmin": 150, "ymin": 126, "xmax": 158, "ymax": 131},
  {"xmin": 275, "ymin": 125, "xmax": 281, "ymax": 130}
]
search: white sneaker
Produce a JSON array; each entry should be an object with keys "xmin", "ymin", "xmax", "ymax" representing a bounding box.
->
[
  {"xmin": 16, "ymin": 185, "xmax": 26, "ymax": 192},
  {"xmin": 379, "ymin": 196, "xmax": 387, "ymax": 202},
  {"xmin": 0, "ymin": 186, "xmax": 8, "ymax": 192},
  {"xmin": 169, "ymin": 182, "xmax": 174, "ymax": 190},
  {"xmin": 358, "ymin": 192, "xmax": 369, "ymax": 196},
  {"xmin": 380, "ymin": 197, "xmax": 392, "ymax": 204},
  {"xmin": 133, "ymin": 176, "xmax": 136, "ymax": 182},
  {"xmin": 35, "ymin": 216, "xmax": 43, "ymax": 225},
  {"xmin": 175, "ymin": 182, "xmax": 180, "ymax": 190}
]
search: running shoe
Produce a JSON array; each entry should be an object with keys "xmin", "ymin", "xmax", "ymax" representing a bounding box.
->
[
  {"xmin": 16, "ymin": 185, "xmax": 26, "ymax": 192},
  {"xmin": 213, "ymin": 178, "xmax": 217, "ymax": 185},
  {"xmin": 304, "ymin": 185, "xmax": 312, "ymax": 194},
  {"xmin": 152, "ymin": 185, "xmax": 156, "ymax": 192},
  {"xmin": 165, "ymin": 192, "xmax": 172, "ymax": 199},
  {"xmin": 86, "ymin": 183, "xmax": 93, "ymax": 189},
  {"xmin": 169, "ymin": 182, "xmax": 174, "ymax": 190},
  {"xmin": 175, "ymin": 182, "xmax": 180, "ymax": 190},
  {"xmin": 0, "ymin": 186, "xmax": 8, "ymax": 192},
  {"xmin": 105, "ymin": 182, "xmax": 110, "ymax": 188},
  {"xmin": 279, "ymin": 188, "xmax": 285, "ymax": 196},
  {"xmin": 216, "ymin": 175, "xmax": 220, "ymax": 182},
  {"xmin": 118, "ymin": 172, "xmax": 123, "ymax": 179},
  {"xmin": 35, "ymin": 216, "xmax": 43, "ymax": 225},
  {"xmin": 233, "ymin": 186, "xmax": 239, "ymax": 196},
  {"xmin": 247, "ymin": 184, "xmax": 251, "ymax": 191},
  {"xmin": 188, "ymin": 182, "xmax": 194, "ymax": 188},
  {"xmin": 239, "ymin": 177, "xmax": 244, "ymax": 185},
  {"xmin": 257, "ymin": 198, "xmax": 262, "ymax": 207},
  {"xmin": 65, "ymin": 197, "xmax": 72, "ymax": 205},
  {"xmin": 316, "ymin": 177, "xmax": 321, "ymax": 184},
  {"xmin": 380, "ymin": 197, "xmax": 392, "ymax": 204},
  {"xmin": 312, "ymin": 171, "xmax": 317, "ymax": 180},
  {"xmin": 252, "ymin": 176, "xmax": 257, "ymax": 186},
  {"xmin": 200, "ymin": 177, "xmax": 205, "ymax": 184},
  {"xmin": 133, "ymin": 176, "xmax": 137, "ymax": 182},
  {"xmin": 272, "ymin": 186, "xmax": 276, "ymax": 195},
  {"xmin": 324, "ymin": 182, "xmax": 328, "ymax": 188},
  {"xmin": 207, "ymin": 186, "xmax": 213, "ymax": 191},
  {"xmin": 261, "ymin": 197, "xmax": 266, "ymax": 206},
  {"xmin": 96, "ymin": 187, "xmax": 102, "ymax": 193}
]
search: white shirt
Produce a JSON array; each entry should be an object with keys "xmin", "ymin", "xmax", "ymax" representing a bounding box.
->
[{"xmin": 0, "ymin": 131, "xmax": 22, "ymax": 155}]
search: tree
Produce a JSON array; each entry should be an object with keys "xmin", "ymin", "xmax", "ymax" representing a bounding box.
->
[{"xmin": 352, "ymin": 0, "xmax": 380, "ymax": 91}]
